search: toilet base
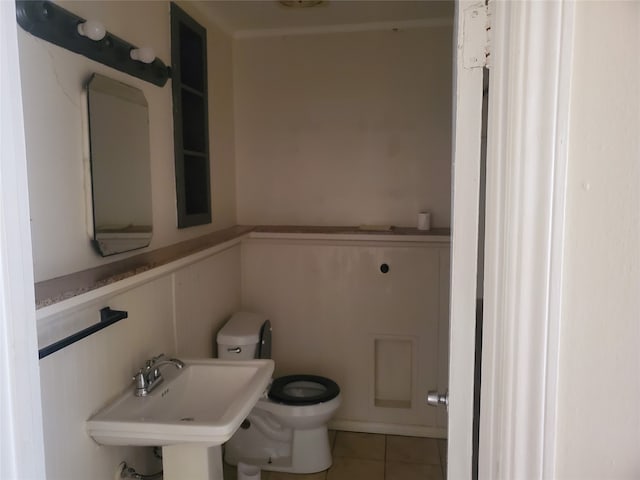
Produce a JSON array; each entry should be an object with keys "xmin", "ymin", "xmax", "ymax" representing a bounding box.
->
[
  {"xmin": 225, "ymin": 424, "xmax": 333, "ymax": 474},
  {"xmin": 269, "ymin": 427, "xmax": 333, "ymax": 474}
]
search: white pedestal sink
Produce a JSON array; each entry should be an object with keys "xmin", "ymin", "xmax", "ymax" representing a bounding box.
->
[
  {"xmin": 163, "ymin": 444, "xmax": 223, "ymax": 480},
  {"xmin": 87, "ymin": 358, "xmax": 274, "ymax": 480}
]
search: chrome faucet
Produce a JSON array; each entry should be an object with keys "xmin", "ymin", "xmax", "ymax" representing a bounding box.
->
[{"xmin": 133, "ymin": 353, "xmax": 184, "ymax": 397}]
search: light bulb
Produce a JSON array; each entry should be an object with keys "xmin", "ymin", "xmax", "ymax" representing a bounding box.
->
[
  {"xmin": 77, "ymin": 20, "xmax": 106, "ymax": 41},
  {"xmin": 130, "ymin": 47, "xmax": 155, "ymax": 64}
]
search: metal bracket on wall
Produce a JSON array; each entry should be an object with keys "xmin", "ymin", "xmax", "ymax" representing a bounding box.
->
[
  {"xmin": 38, "ymin": 307, "xmax": 128, "ymax": 359},
  {"xmin": 15, "ymin": 0, "xmax": 170, "ymax": 87}
]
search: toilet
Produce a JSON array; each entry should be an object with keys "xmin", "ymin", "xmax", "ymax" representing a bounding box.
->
[{"xmin": 217, "ymin": 312, "xmax": 341, "ymax": 474}]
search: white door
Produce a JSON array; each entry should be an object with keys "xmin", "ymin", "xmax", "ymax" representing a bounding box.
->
[{"xmin": 444, "ymin": 1, "xmax": 487, "ymax": 478}]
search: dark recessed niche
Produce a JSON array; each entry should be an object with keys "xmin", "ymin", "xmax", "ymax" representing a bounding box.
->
[
  {"xmin": 179, "ymin": 23, "xmax": 204, "ymax": 91},
  {"xmin": 184, "ymin": 155, "xmax": 209, "ymax": 215},
  {"xmin": 171, "ymin": 3, "xmax": 211, "ymax": 228},
  {"xmin": 181, "ymin": 89, "xmax": 206, "ymax": 152}
]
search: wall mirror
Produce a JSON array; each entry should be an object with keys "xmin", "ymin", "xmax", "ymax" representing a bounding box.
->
[{"xmin": 87, "ymin": 74, "xmax": 153, "ymax": 256}]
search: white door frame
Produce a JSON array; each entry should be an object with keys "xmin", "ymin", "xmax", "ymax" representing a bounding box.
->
[
  {"xmin": 447, "ymin": 1, "xmax": 486, "ymax": 478},
  {"xmin": 470, "ymin": 1, "xmax": 574, "ymax": 479},
  {"xmin": 0, "ymin": 2, "xmax": 46, "ymax": 478}
]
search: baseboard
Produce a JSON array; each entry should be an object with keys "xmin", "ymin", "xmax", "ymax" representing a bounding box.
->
[{"xmin": 328, "ymin": 420, "xmax": 447, "ymax": 439}]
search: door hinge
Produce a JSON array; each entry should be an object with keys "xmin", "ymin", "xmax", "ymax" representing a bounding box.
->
[{"xmin": 463, "ymin": 1, "xmax": 492, "ymax": 69}]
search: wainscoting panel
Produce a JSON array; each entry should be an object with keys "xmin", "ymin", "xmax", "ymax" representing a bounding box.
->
[{"xmin": 241, "ymin": 237, "xmax": 450, "ymax": 436}]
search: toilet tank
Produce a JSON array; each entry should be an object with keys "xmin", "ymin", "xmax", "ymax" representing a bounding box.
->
[{"xmin": 217, "ymin": 312, "xmax": 271, "ymax": 360}]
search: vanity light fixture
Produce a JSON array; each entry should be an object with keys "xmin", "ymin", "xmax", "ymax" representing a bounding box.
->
[
  {"xmin": 77, "ymin": 19, "xmax": 106, "ymax": 41},
  {"xmin": 130, "ymin": 47, "xmax": 156, "ymax": 64},
  {"xmin": 15, "ymin": 0, "xmax": 170, "ymax": 87}
]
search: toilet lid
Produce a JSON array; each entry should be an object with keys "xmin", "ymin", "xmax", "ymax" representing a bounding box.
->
[{"xmin": 268, "ymin": 374, "xmax": 340, "ymax": 406}]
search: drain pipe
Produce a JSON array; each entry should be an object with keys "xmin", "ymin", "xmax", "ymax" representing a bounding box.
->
[{"xmin": 119, "ymin": 462, "xmax": 162, "ymax": 480}]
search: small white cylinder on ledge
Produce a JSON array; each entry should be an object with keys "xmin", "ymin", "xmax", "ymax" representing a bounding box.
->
[{"xmin": 417, "ymin": 212, "xmax": 431, "ymax": 231}]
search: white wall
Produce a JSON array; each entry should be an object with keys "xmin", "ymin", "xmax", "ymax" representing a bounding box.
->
[
  {"xmin": 241, "ymin": 238, "xmax": 450, "ymax": 436},
  {"xmin": 234, "ymin": 26, "xmax": 453, "ymax": 228},
  {"xmin": 39, "ymin": 277, "xmax": 175, "ymax": 480},
  {"xmin": 18, "ymin": 0, "xmax": 237, "ymax": 283},
  {"xmin": 174, "ymin": 244, "xmax": 242, "ymax": 358},
  {"xmin": 37, "ymin": 232, "xmax": 450, "ymax": 478},
  {"xmin": 18, "ymin": 1, "xmax": 457, "ymax": 477},
  {"xmin": 555, "ymin": 2, "xmax": 640, "ymax": 478},
  {"xmin": 15, "ymin": 2, "xmax": 243, "ymax": 477},
  {"xmin": 38, "ymin": 243, "xmax": 241, "ymax": 480}
]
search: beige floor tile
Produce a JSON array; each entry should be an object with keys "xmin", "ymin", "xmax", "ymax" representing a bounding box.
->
[
  {"xmin": 386, "ymin": 435, "xmax": 441, "ymax": 465},
  {"xmin": 386, "ymin": 462, "xmax": 443, "ymax": 480},
  {"xmin": 333, "ymin": 431, "xmax": 385, "ymax": 461},
  {"xmin": 326, "ymin": 457, "xmax": 384, "ymax": 480},
  {"xmin": 225, "ymin": 431, "xmax": 445, "ymax": 480},
  {"xmin": 267, "ymin": 470, "xmax": 327, "ymax": 480},
  {"xmin": 225, "ymin": 462, "xmax": 327, "ymax": 479}
]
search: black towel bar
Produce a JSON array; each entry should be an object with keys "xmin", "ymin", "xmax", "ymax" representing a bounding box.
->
[{"xmin": 38, "ymin": 307, "xmax": 128, "ymax": 359}]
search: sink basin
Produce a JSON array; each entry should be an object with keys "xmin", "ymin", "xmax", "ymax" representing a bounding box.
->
[{"xmin": 87, "ymin": 358, "xmax": 274, "ymax": 446}]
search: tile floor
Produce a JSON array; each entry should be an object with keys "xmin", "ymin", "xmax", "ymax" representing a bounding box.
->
[{"xmin": 223, "ymin": 430, "xmax": 447, "ymax": 480}]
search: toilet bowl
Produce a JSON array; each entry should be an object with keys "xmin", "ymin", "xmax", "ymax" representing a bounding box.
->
[
  {"xmin": 266, "ymin": 375, "xmax": 340, "ymax": 428},
  {"xmin": 217, "ymin": 312, "xmax": 341, "ymax": 474}
]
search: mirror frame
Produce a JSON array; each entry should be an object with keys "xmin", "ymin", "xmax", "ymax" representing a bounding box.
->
[{"xmin": 86, "ymin": 73, "xmax": 153, "ymax": 256}]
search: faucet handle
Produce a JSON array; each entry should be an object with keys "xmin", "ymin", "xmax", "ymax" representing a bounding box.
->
[
  {"xmin": 142, "ymin": 354, "xmax": 165, "ymax": 371},
  {"xmin": 151, "ymin": 353, "xmax": 166, "ymax": 363},
  {"xmin": 132, "ymin": 369, "xmax": 148, "ymax": 390}
]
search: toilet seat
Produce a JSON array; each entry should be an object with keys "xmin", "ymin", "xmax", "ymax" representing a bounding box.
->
[{"xmin": 269, "ymin": 375, "xmax": 340, "ymax": 406}]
